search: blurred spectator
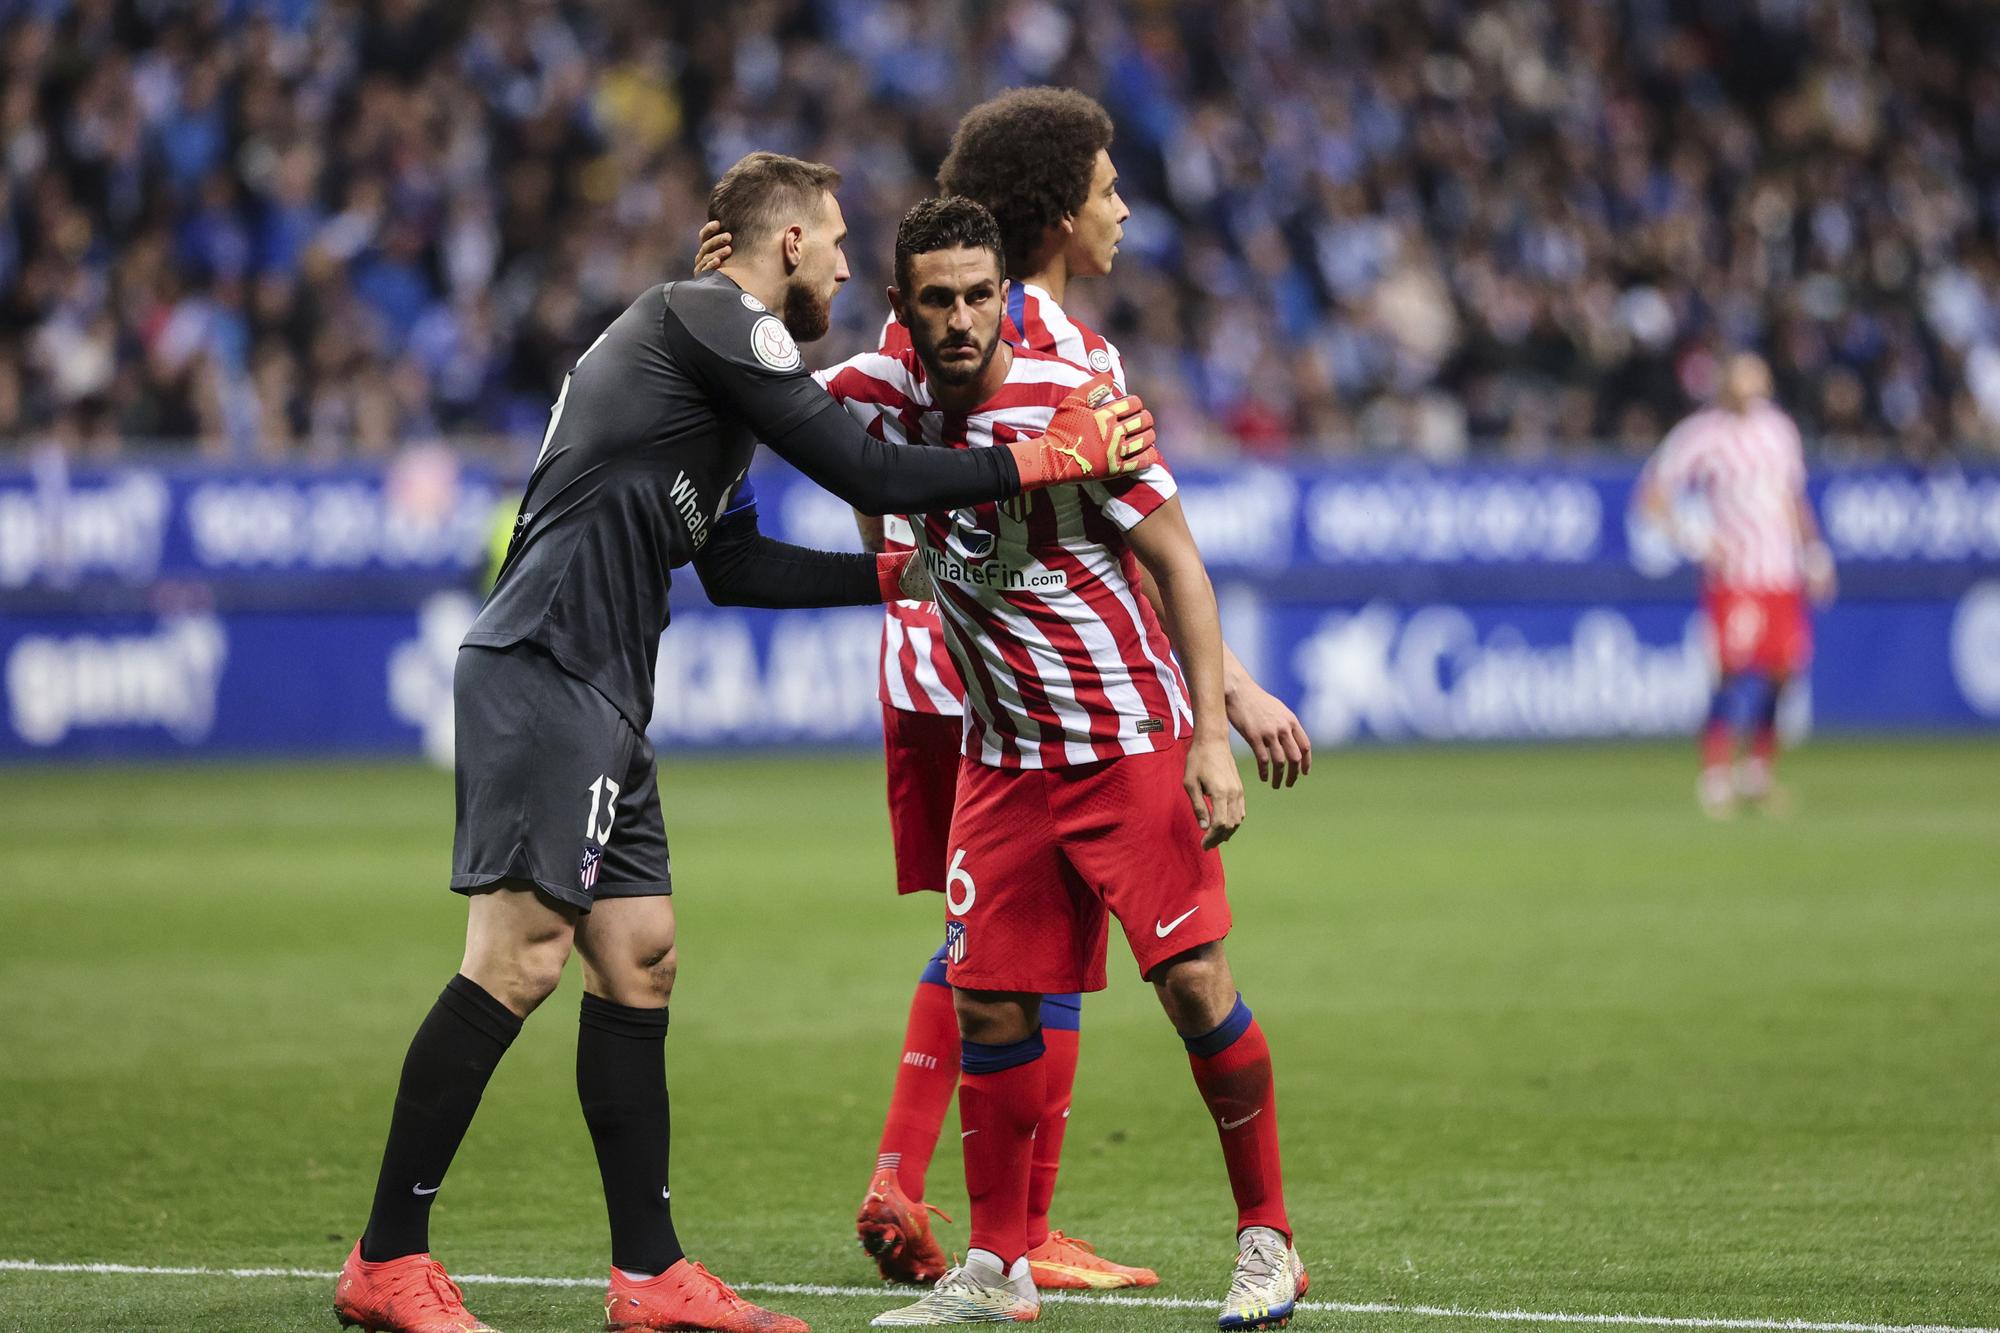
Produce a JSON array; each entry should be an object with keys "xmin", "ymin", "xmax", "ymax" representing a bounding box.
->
[{"xmin": 1, "ymin": 0, "xmax": 1998, "ymax": 461}]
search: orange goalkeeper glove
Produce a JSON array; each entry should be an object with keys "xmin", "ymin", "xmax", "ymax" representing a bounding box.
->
[
  {"xmin": 1003, "ymin": 373, "xmax": 1158, "ymax": 489},
  {"xmin": 875, "ymin": 549, "xmax": 933, "ymax": 603}
]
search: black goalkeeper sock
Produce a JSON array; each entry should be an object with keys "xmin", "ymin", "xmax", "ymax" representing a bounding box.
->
[
  {"xmin": 577, "ymin": 993, "xmax": 683, "ymax": 1276},
  {"xmin": 359, "ymin": 974, "xmax": 522, "ymax": 1262}
]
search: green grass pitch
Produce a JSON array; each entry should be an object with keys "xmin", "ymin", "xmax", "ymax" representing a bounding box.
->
[{"xmin": 1, "ymin": 739, "xmax": 1996, "ymax": 1332}]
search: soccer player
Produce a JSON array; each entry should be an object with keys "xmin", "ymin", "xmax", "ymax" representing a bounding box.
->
[
  {"xmin": 815, "ymin": 198, "xmax": 1306, "ymax": 1329},
  {"xmin": 332, "ymin": 153, "xmax": 1158, "ymax": 1333},
  {"xmin": 695, "ymin": 89, "xmax": 1310, "ymax": 1298},
  {"xmin": 1639, "ymin": 352, "xmax": 1837, "ymax": 817}
]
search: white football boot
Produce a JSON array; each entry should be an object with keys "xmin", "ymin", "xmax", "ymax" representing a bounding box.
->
[
  {"xmin": 1218, "ymin": 1225, "xmax": 1308, "ymax": 1329},
  {"xmin": 871, "ymin": 1250, "xmax": 1040, "ymax": 1325}
]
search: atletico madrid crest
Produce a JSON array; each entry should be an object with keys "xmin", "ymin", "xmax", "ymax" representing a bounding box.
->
[
  {"xmin": 579, "ymin": 843, "xmax": 603, "ymax": 893},
  {"xmin": 944, "ymin": 920, "xmax": 967, "ymax": 965}
]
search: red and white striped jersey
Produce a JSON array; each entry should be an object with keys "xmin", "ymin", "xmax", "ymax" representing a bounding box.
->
[
  {"xmin": 818, "ymin": 343, "xmax": 1190, "ymax": 769},
  {"xmin": 1648, "ymin": 399, "xmax": 1809, "ymax": 592},
  {"xmin": 866, "ymin": 282, "xmax": 1130, "ymax": 715}
]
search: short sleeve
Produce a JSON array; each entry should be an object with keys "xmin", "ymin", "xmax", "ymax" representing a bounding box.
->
[
  {"xmin": 1649, "ymin": 416, "xmax": 1701, "ymax": 493},
  {"xmin": 1087, "ymin": 461, "xmax": 1178, "ymax": 532}
]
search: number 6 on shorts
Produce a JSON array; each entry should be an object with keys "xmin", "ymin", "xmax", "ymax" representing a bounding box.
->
[{"xmin": 945, "ymin": 848, "xmax": 976, "ymax": 915}]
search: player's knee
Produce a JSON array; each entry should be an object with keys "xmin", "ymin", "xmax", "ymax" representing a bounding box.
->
[
  {"xmin": 462, "ymin": 885, "xmax": 579, "ymax": 1015},
  {"xmin": 472, "ymin": 931, "xmax": 573, "ymax": 1015},
  {"xmin": 1150, "ymin": 943, "xmax": 1236, "ymax": 1032},
  {"xmin": 582, "ymin": 930, "xmax": 676, "ymax": 1008},
  {"xmin": 633, "ymin": 940, "xmax": 677, "ymax": 1005},
  {"xmin": 954, "ymin": 988, "xmax": 1040, "ymax": 1045}
]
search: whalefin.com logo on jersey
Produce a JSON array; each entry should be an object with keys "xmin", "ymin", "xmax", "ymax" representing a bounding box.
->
[
  {"xmin": 923, "ymin": 507, "xmax": 1066, "ymax": 591},
  {"xmin": 923, "ymin": 544, "xmax": 1067, "ymax": 592}
]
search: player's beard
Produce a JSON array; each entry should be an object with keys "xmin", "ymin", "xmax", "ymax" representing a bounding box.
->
[
  {"xmin": 919, "ymin": 326, "xmax": 999, "ymax": 388},
  {"xmin": 782, "ymin": 278, "xmax": 833, "ymax": 344}
]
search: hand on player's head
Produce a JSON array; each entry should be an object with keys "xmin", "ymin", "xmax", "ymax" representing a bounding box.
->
[{"xmin": 694, "ymin": 220, "xmax": 732, "ymax": 274}]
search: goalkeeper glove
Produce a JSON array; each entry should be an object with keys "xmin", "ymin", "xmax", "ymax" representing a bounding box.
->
[{"xmin": 1004, "ymin": 373, "xmax": 1158, "ymax": 489}]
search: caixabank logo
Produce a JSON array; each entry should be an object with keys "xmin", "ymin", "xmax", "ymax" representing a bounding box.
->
[{"xmin": 1291, "ymin": 602, "xmax": 1713, "ymax": 743}]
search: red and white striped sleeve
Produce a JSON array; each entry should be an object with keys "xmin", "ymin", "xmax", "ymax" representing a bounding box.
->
[
  {"xmin": 1085, "ymin": 464, "xmax": 1177, "ymax": 531},
  {"xmin": 1649, "ymin": 410, "xmax": 1711, "ymax": 494},
  {"xmin": 1016, "ymin": 284, "xmax": 1126, "ymax": 390}
]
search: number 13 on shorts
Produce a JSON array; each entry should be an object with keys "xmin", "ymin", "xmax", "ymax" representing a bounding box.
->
[{"xmin": 585, "ymin": 774, "xmax": 619, "ymax": 844}]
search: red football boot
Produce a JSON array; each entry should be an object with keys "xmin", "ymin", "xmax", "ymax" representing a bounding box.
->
[
  {"xmin": 855, "ymin": 1165, "xmax": 952, "ymax": 1284},
  {"xmin": 604, "ymin": 1259, "xmax": 809, "ymax": 1332},
  {"xmin": 333, "ymin": 1242, "xmax": 498, "ymax": 1332}
]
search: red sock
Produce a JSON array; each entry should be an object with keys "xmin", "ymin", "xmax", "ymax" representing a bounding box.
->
[
  {"xmin": 958, "ymin": 1040, "xmax": 1046, "ymax": 1267},
  {"xmin": 1026, "ymin": 1024, "xmax": 1079, "ymax": 1249},
  {"xmin": 1700, "ymin": 719, "xmax": 1733, "ymax": 774},
  {"xmin": 875, "ymin": 979, "xmax": 960, "ymax": 1201},
  {"xmin": 1186, "ymin": 1002, "xmax": 1289, "ymax": 1239}
]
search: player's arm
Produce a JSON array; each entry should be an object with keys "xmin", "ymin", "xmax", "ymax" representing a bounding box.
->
[
  {"xmin": 854, "ymin": 511, "xmax": 885, "ymax": 553},
  {"xmin": 1125, "ymin": 495, "xmax": 1245, "ymax": 849},
  {"xmin": 762, "ymin": 371, "xmax": 1155, "ymax": 515},
  {"xmin": 1131, "ymin": 563, "xmax": 1309, "ymax": 789},
  {"xmin": 1635, "ymin": 445, "xmax": 1678, "ymax": 541},
  {"xmin": 693, "ymin": 488, "xmax": 926, "ymax": 608},
  {"xmin": 1636, "ymin": 422, "xmax": 1711, "ymax": 565},
  {"xmin": 1797, "ymin": 495, "xmax": 1836, "ymax": 603},
  {"xmin": 660, "ymin": 287, "xmax": 1156, "ymax": 514}
]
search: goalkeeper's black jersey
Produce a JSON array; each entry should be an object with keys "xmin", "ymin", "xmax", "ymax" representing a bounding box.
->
[{"xmin": 464, "ymin": 272, "xmax": 1023, "ymax": 730}]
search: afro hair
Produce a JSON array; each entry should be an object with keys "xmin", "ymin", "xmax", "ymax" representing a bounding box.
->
[{"xmin": 937, "ymin": 87, "xmax": 1113, "ymax": 275}]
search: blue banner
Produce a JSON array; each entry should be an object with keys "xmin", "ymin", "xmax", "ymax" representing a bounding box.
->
[
  {"xmin": 4, "ymin": 584, "xmax": 1998, "ymax": 760},
  {"xmin": 0, "ymin": 452, "xmax": 502, "ymax": 597},
  {"xmin": 2, "ymin": 456, "xmax": 1997, "ymax": 758},
  {"xmin": 8, "ymin": 456, "xmax": 2000, "ymax": 596}
]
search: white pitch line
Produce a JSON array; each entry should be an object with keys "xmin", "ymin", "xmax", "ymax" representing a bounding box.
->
[{"xmin": 1, "ymin": 1259, "xmax": 1992, "ymax": 1333}]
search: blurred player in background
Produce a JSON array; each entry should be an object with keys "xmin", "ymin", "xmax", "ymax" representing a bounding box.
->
[
  {"xmin": 701, "ymin": 87, "xmax": 1310, "ymax": 1299},
  {"xmin": 818, "ymin": 198, "xmax": 1304, "ymax": 1330},
  {"xmin": 1639, "ymin": 352, "xmax": 1837, "ymax": 817},
  {"xmin": 335, "ymin": 154, "xmax": 1157, "ymax": 1333}
]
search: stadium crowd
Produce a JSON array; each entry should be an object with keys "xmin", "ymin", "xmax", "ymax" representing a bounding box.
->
[{"xmin": 2, "ymin": 0, "xmax": 1998, "ymax": 461}]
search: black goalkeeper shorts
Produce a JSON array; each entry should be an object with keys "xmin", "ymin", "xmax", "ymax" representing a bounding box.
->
[{"xmin": 450, "ymin": 641, "xmax": 671, "ymax": 911}]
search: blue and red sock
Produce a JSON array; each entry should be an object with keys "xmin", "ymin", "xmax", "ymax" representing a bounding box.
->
[
  {"xmin": 959, "ymin": 1029, "xmax": 1047, "ymax": 1268},
  {"xmin": 1183, "ymin": 995, "xmax": 1290, "ymax": 1240}
]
